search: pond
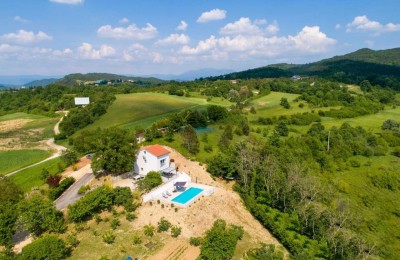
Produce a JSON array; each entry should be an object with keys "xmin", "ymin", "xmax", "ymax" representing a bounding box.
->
[{"xmin": 195, "ymin": 126, "xmax": 213, "ymax": 134}]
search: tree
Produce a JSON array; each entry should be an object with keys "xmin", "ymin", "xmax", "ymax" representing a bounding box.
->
[
  {"xmin": 18, "ymin": 194, "xmax": 65, "ymax": 236},
  {"xmin": 61, "ymin": 149, "xmax": 79, "ymax": 166},
  {"xmin": 144, "ymin": 224, "xmax": 155, "ymax": 237},
  {"xmin": 157, "ymin": 217, "xmax": 172, "ymax": 232},
  {"xmin": 86, "ymin": 127, "xmax": 137, "ymax": 175},
  {"xmin": 382, "ymin": 119, "xmax": 399, "ymax": 131},
  {"xmin": 200, "ymin": 219, "xmax": 243, "ymax": 260},
  {"xmin": 0, "ymin": 178, "xmax": 23, "ymax": 246},
  {"xmin": 360, "ymin": 80, "xmax": 372, "ymax": 92},
  {"xmin": 21, "ymin": 236, "xmax": 70, "ymax": 260},
  {"xmin": 137, "ymin": 171, "xmax": 162, "ymax": 191},
  {"xmin": 275, "ymin": 121, "xmax": 289, "ymax": 136},
  {"xmin": 181, "ymin": 124, "xmax": 200, "ymax": 154},
  {"xmin": 207, "ymin": 105, "xmax": 228, "ymax": 122},
  {"xmin": 280, "ymin": 97, "xmax": 290, "ymax": 109}
]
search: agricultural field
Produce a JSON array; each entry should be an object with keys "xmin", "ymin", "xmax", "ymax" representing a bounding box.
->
[
  {"xmin": 81, "ymin": 93, "xmax": 230, "ymax": 132},
  {"xmin": 0, "ymin": 149, "xmax": 51, "ymax": 175},
  {"xmin": 10, "ymin": 157, "xmax": 63, "ymax": 192}
]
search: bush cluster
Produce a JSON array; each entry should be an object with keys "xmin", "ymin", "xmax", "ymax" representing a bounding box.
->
[{"xmin": 48, "ymin": 177, "xmax": 75, "ymax": 200}]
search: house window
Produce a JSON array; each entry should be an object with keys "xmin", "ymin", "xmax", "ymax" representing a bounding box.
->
[
  {"xmin": 143, "ymin": 156, "xmax": 147, "ymax": 163},
  {"xmin": 160, "ymin": 159, "xmax": 166, "ymax": 167}
]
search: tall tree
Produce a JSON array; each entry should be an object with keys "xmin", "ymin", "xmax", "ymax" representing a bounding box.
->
[{"xmin": 181, "ymin": 124, "xmax": 200, "ymax": 154}]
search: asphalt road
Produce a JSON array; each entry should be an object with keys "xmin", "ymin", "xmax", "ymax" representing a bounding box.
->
[{"xmin": 55, "ymin": 171, "xmax": 94, "ymax": 210}]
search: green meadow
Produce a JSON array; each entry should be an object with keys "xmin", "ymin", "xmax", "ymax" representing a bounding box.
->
[
  {"xmin": 82, "ymin": 93, "xmax": 213, "ymax": 131},
  {"xmin": 10, "ymin": 157, "xmax": 63, "ymax": 192},
  {"xmin": 0, "ymin": 150, "xmax": 51, "ymax": 175}
]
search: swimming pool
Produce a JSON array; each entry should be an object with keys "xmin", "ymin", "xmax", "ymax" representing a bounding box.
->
[{"xmin": 172, "ymin": 187, "xmax": 204, "ymax": 205}]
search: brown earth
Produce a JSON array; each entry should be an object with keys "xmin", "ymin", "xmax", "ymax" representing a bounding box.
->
[{"xmin": 0, "ymin": 119, "xmax": 32, "ymax": 132}]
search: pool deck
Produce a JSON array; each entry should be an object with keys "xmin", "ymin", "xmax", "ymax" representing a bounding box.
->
[{"xmin": 142, "ymin": 172, "xmax": 215, "ymax": 208}]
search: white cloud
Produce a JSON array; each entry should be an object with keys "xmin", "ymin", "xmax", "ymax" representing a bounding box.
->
[
  {"xmin": 53, "ymin": 48, "xmax": 73, "ymax": 56},
  {"xmin": 181, "ymin": 26, "xmax": 335, "ymax": 58},
  {"xmin": 197, "ymin": 9, "xmax": 226, "ymax": 23},
  {"xmin": 119, "ymin": 17, "xmax": 129, "ymax": 24},
  {"xmin": 97, "ymin": 23, "xmax": 157, "ymax": 40},
  {"xmin": 220, "ymin": 18, "xmax": 279, "ymax": 36},
  {"xmin": 1, "ymin": 30, "xmax": 52, "ymax": 44},
  {"xmin": 49, "ymin": 0, "xmax": 84, "ymax": 4},
  {"xmin": 77, "ymin": 43, "xmax": 115, "ymax": 60},
  {"xmin": 122, "ymin": 44, "xmax": 163, "ymax": 63},
  {"xmin": 335, "ymin": 24, "xmax": 341, "ymax": 29},
  {"xmin": 14, "ymin": 16, "xmax": 29, "ymax": 23},
  {"xmin": 176, "ymin": 20, "xmax": 188, "ymax": 31},
  {"xmin": 156, "ymin": 34, "xmax": 190, "ymax": 46},
  {"xmin": 347, "ymin": 15, "xmax": 400, "ymax": 33},
  {"xmin": 0, "ymin": 44, "xmax": 22, "ymax": 53}
]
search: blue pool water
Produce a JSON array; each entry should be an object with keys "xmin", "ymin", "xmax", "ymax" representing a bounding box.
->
[
  {"xmin": 172, "ymin": 187, "xmax": 204, "ymax": 204},
  {"xmin": 195, "ymin": 126, "xmax": 213, "ymax": 134}
]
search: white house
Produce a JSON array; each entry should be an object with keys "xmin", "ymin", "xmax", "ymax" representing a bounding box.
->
[
  {"xmin": 134, "ymin": 144, "xmax": 171, "ymax": 175},
  {"xmin": 74, "ymin": 97, "xmax": 90, "ymax": 106}
]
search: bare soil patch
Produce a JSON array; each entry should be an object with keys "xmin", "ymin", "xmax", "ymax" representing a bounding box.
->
[
  {"xmin": 0, "ymin": 119, "xmax": 32, "ymax": 132},
  {"xmin": 149, "ymin": 239, "xmax": 200, "ymax": 260}
]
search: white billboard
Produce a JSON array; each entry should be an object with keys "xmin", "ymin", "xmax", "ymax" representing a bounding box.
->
[{"xmin": 74, "ymin": 97, "xmax": 90, "ymax": 105}]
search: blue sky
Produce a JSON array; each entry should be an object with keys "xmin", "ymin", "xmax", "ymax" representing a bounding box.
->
[{"xmin": 0, "ymin": 0, "xmax": 399, "ymax": 76}]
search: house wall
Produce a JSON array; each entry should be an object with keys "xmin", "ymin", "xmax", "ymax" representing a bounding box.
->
[{"xmin": 134, "ymin": 150, "xmax": 170, "ymax": 175}]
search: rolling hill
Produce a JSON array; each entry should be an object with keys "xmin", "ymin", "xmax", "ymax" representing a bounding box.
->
[
  {"xmin": 55, "ymin": 73, "xmax": 164, "ymax": 86},
  {"xmin": 208, "ymin": 48, "xmax": 400, "ymax": 90}
]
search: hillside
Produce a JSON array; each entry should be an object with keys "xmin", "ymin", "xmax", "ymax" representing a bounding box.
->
[
  {"xmin": 24, "ymin": 78, "xmax": 58, "ymax": 87},
  {"xmin": 208, "ymin": 48, "xmax": 400, "ymax": 90},
  {"xmin": 55, "ymin": 73, "xmax": 164, "ymax": 86}
]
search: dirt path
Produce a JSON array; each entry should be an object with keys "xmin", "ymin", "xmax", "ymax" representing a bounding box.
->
[
  {"xmin": 134, "ymin": 146, "xmax": 284, "ymax": 259},
  {"xmin": 54, "ymin": 110, "xmax": 69, "ymax": 135},
  {"xmin": 5, "ymin": 114, "xmax": 68, "ymax": 177},
  {"xmin": 149, "ymin": 239, "xmax": 200, "ymax": 260}
]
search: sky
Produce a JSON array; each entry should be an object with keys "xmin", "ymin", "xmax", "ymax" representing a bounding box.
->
[{"xmin": 0, "ymin": 0, "xmax": 400, "ymax": 76}]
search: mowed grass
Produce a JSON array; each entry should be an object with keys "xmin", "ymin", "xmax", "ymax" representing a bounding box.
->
[
  {"xmin": 321, "ymin": 105, "xmax": 400, "ymax": 132},
  {"xmin": 0, "ymin": 150, "xmax": 51, "ymax": 175},
  {"xmin": 0, "ymin": 112, "xmax": 47, "ymax": 121},
  {"xmin": 11, "ymin": 157, "xmax": 62, "ymax": 192},
  {"xmin": 83, "ymin": 93, "xmax": 209, "ymax": 131}
]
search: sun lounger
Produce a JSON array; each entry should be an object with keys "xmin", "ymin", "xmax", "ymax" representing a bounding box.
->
[
  {"xmin": 162, "ymin": 193, "xmax": 168, "ymax": 198},
  {"xmin": 166, "ymin": 191, "xmax": 172, "ymax": 196}
]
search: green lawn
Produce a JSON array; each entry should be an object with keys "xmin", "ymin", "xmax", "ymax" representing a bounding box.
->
[
  {"xmin": 82, "ymin": 93, "xmax": 212, "ymax": 131},
  {"xmin": 321, "ymin": 105, "xmax": 400, "ymax": 132},
  {"xmin": 10, "ymin": 157, "xmax": 63, "ymax": 192},
  {"xmin": 0, "ymin": 112, "xmax": 47, "ymax": 121},
  {"xmin": 0, "ymin": 150, "xmax": 51, "ymax": 175}
]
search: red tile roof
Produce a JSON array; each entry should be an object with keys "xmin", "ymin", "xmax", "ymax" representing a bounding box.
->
[{"xmin": 144, "ymin": 145, "xmax": 170, "ymax": 157}]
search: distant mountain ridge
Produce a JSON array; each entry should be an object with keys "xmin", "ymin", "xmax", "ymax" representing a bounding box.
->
[
  {"xmin": 208, "ymin": 47, "xmax": 400, "ymax": 90},
  {"xmin": 55, "ymin": 73, "xmax": 164, "ymax": 86},
  {"xmin": 25, "ymin": 78, "xmax": 58, "ymax": 87}
]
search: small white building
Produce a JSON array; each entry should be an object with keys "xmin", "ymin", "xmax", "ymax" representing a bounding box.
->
[
  {"xmin": 74, "ymin": 97, "xmax": 90, "ymax": 106},
  {"xmin": 134, "ymin": 144, "xmax": 170, "ymax": 175}
]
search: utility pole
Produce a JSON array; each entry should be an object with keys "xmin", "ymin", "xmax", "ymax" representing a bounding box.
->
[{"xmin": 327, "ymin": 131, "xmax": 330, "ymax": 153}]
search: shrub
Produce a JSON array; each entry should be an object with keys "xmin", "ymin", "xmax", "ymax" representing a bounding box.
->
[
  {"xmin": 68, "ymin": 186, "xmax": 115, "ymax": 222},
  {"xmin": 46, "ymin": 174, "xmax": 62, "ymax": 188},
  {"xmin": 157, "ymin": 217, "xmax": 171, "ymax": 232},
  {"xmin": 94, "ymin": 214, "xmax": 102, "ymax": 224},
  {"xmin": 111, "ymin": 219, "xmax": 120, "ymax": 230},
  {"xmin": 49, "ymin": 177, "xmax": 75, "ymax": 200},
  {"xmin": 171, "ymin": 225, "xmax": 182, "ymax": 237},
  {"xmin": 144, "ymin": 225, "xmax": 155, "ymax": 237},
  {"xmin": 21, "ymin": 236, "xmax": 70, "ymax": 260},
  {"xmin": 102, "ymin": 231, "xmax": 116, "ymax": 244},
  {"xmin": 66, "ymin": 235, "xmax": 80, "ymax": 248},
  {"xmin": 126, "ymin": 212, "xmax": 136, "ymax": 222},
  {"xmin": 189, "ymin": 237, "xmax": 202, "ymax": 246},
  {"xmin": 137, "ymin": 171, "xmax": 162, "ymax": 191},
  {"xmin": 78, "ymin": 185, "xmax": 89, "ymax": 195},
  {"xmin": 133, "ymin": 235, "xmax": 142, "ymax": 245}
]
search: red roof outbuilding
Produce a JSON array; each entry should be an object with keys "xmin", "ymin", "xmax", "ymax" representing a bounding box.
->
[{"xmin": 143, "ymin": 144, "xmax": 170, "ymax": 157}]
